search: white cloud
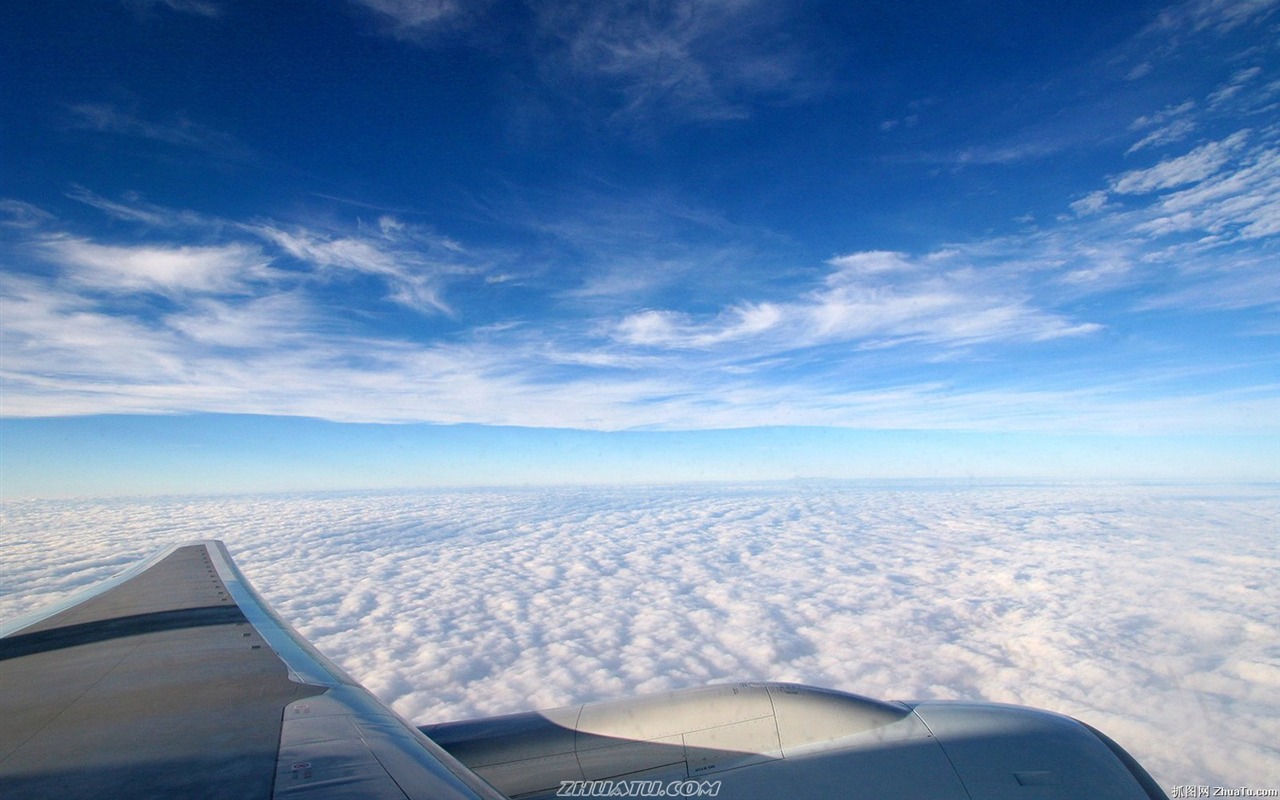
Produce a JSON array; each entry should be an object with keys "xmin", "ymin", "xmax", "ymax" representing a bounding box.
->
[
  {"xmin": 1066, "ymin": 93, "xmax": 1279, "ymax": 303},
  {"xmin": 824, "ymin": 250, "xmax": 916, "ymax": 276},
  {"xmin": 251, "ymin": 222, "xmax": 461, "ymax": 314},
  {"xmin": 1057, "ymin": 245, "xmax": 1132, "ymax": 285},
  {"xmin": 615, "ymin": 304, "xmax": 783, "ymax": 349},
  {"xmin": 534, "ymin": 0, "xmax": 819, "ymax": 122},
  {"xmin": 1147, "ymin": 0, "xmax": 1280, "ymax": 34},
  {"xmin": 1, "ymin": 484, "xmax": 1275, "ymax": 790},
  {"xmin": 65, "ymin": 186, "xmax": 213, "ymax": 228},
  {"xmin": 1111, "ymin": 131, "xmax": 1249, "ymax": 194},
  {"xmin": 0, "ymin": 267, "xmax": 662, "ymax": 425},
  {"xmin": 1124, "ymin": 61, "xmax": 1153, "ymax": 81},
  {"xmin": 66, "ymin": 103, "xmax": 246, "ymax": 158},
  {"xmin": 353, "ymin": 0, "xmax": 461, "ymax": 26},
  {"xmin": 1208, "ymin": 66, "xmax": 1265, "ymax": 106},
  {"xmin": 0, "ymin": 200, "xmax": 55, "ymax": 229},
  {"xmin": 614, "ymin": 250, "xmax": 1102, "ymax": 354},
  {"xmin": 39, "ymin": 237, "xmax": 273, "ymax": 296},
  {"xmin": 347, "ymin": 0, "xmax": 478, "ymax": 38},
  {"xmin": 345, "ymin": 0, "xmax": 819, "ymax": 122},
  {"xmin": 39, "ymin": 193, "xmax": 474, "ymax": 314},
  {"xmin": 1127, "ymin": 117, "xmax": 1197, "ymax": 154},
  {"xmin": 1135, "ymin": 255, "xmax": 1280, "ymax": 311},
  {"xmin": 951, "ymin": 138, "xmax": 1067, "ymax": 166},
  {"xmin": 1069, "ymin": 190, "xmax": 1111, "ymax": 216},
  {"xmin": 0, "ymin": 275, "xmax": 203, "ymax": 402},
  {"xmin": 1129, "ymin": 100, "xmax": 1197, "ymax": 131},
  {"xmin": 166, "ymin": 292, "xmax": 320, "ymax": 348},
  {"xmin": 10, "ymin": 251, "xmax": 1267, "ymax": 430},
  {"xmin": 124, "ymin": 0, "xmax": 222, "ymax": 17},
  {"xmin": 1134, "ymin": 140, "xmax": 1280, "ymax": 241}
]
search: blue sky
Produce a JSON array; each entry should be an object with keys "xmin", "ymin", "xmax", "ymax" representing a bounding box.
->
[{"xmin": 1, "ymin": 0, "xmax": 1277, "ymax": 496}]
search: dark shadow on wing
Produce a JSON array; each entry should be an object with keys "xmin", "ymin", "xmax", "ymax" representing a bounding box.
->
[{"xmin": 0, "ymin": 605, "xmax": 247, "ymax": 660}]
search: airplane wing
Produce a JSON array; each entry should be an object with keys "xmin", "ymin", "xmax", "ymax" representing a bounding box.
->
[
  {"xmin": 0, "ymin": 540, "xmax": 505, "ymax": 800},
  {"xmin": 1, "ymin": 541, "xmax": 1168, "ymax": 799}
]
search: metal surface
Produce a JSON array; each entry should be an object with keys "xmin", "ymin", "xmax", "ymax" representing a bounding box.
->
[
  {"xmin": 1, "ymin": 542, "xmax": 506, "ymax": 800},
  {"xmin": 428, "ymin": 683, "xmax": 1169, "ymax": 800},
  {"xmin": 1, "ymin": 544, "xmax": 323, "ymax": 800},
  {"xmin": 425, "ymin": 683, "xmax": 969, "ymax": 799},
  {"xmin": 911, "ymin": 701, "xmax": 1169, "ymax": 800}
]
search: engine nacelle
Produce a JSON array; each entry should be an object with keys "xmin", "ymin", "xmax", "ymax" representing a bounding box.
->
[{"xmin": 423, "ymin": 682, "xmax": 1166, "ymax": 799}]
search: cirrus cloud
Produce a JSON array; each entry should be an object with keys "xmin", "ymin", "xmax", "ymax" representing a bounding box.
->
[{"xmin": 614, "ymin": 249, "xmax": 1103, "ymax": 354}]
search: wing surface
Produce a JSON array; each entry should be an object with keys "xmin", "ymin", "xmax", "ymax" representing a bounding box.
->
[{"xmin": 0, "ymin": 540, "xmax": 506, "ymax": 800}]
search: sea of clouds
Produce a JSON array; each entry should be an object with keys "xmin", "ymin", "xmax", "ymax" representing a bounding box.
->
[{"xmin": 2, "ymin": 482, "xmax": 1276, "ymax": 789}]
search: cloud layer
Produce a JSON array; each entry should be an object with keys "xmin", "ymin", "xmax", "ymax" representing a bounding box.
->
[{"xmin": 2, "ymin": 483, "xmax": 1275, "ymax": 789}]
